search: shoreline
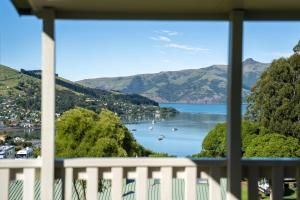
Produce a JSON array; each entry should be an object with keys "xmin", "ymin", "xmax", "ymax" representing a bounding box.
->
[{"xmin": 0, "ymin": 127, "xmax": 41, "ymax": 132}]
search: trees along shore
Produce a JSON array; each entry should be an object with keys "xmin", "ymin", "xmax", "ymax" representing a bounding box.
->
[{"xmin": 196, "ymin": 42, "xmax": 300, "ymax": 158}]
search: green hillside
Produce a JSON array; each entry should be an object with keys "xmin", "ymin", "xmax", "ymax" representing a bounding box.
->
[
  {"xmin": 78, "ymin": 58, "xmax": 269, "ymax": 103},
  {"xmin": 0, "ymin": 65, "xmax": 177, "ymax": 127}
]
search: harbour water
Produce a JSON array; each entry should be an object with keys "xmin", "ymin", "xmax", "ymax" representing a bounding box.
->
[
  {"xmin": 1, "ymin": 104, "xmax": 247, "ymax": 157},
  {"xmin": 126, "ymin": 104, "xmax": 247, "ymax": 156}
]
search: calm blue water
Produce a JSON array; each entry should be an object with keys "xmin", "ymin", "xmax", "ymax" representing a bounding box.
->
[
  {"xmin": 4, "ymin": 104, "xmax": 246, "ymax": 157},
  {"xmin": 126, "ymin": 104, "xmax": 247, "ymax": 157},
  {"xmin": 160, "ymin": 103, "xmax": 247, "ymax": 115}
]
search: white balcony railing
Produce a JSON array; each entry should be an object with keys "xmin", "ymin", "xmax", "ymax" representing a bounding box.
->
[{"xmin": 1, "ymin": 158, "xmax": 300, "ymax": 200}]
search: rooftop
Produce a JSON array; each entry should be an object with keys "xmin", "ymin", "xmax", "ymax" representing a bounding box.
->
[{"xmin": 11, "ymin": 0, "xmax": 300, "ymax": 20}]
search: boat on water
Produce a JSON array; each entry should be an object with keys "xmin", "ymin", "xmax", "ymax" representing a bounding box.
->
[
  {"xmin": 131, "ymin": 129, "xmax": 137, "ymax": 131},
  {"xmin": 172, "ymin": 128, "xmax": 178, "ymax": 131},
  {"xmin": 158, "ymin": 135, "xmax": 165, "ymax": 141},
  {"xmin": 149, "ymin": 126, "xmax": 153, "ymax": 130}
]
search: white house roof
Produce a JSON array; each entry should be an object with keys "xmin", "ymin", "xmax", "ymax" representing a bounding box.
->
[
  {"xmin": 11, "ymin": 0, "xmax": 300, "ymax": 20},
  {"xmin": 0, "ymin": 145, "xmax": 14, "ymax": 154},
  {"xmin": 16, "ymin": 147, "xmax": 33, "ymax": 155}
]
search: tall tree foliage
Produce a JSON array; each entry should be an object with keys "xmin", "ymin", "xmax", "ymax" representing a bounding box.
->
[
  {"xmin": 246, "ymin": 54, "xmax": 300, "ymax": 138},
  {"xmin": 55, "ymin": 107, "xmax": 154, "ymax": 200},
  {"xmin": 244, "ymin": 133, "xmax": 300, "ymax": 157},
  {"xmin": 293, "ymin": 40, "xmax": 300, "ymax": 54},
  {"xmin": 196, "ymin": 121, "xmax": 300, "ymax": 158},
  {"xmin": 55, "ymin": 107, "xmax": 150, "ymax": 157}
]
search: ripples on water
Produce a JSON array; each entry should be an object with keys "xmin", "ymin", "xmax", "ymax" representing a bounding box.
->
[
  {"xmin": 126, "ymin": 104, "xmax": 248, "ymax": 157},
  {"xmin": 2, "ymin": 104, "xmax": 246, "ymax": 157},
  {"xmin": 126, "ymin": 112, "xmax": 225, "ymax": 157}
]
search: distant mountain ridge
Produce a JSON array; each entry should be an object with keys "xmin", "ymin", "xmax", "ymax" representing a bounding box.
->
[
  {"xmin": 0, "ymin": 65, "xmax": 177, "ymax": 127},
  {"xmin": 78, "ymin": 58, "xmax": 269, "ymax": 103}
]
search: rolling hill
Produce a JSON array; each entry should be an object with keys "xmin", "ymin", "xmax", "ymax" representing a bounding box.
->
[
  {"xmin": 78, "ymin": 58, "xmax": 269, "ymax": 103},
  {"xmin": 0, "ymin": 65, "xmax": 177, "ymax": 127}
]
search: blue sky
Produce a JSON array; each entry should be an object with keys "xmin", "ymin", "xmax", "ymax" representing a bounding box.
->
[{"xmin": 1, "ymin": 1, "xmax": 300, "ymax": 81}]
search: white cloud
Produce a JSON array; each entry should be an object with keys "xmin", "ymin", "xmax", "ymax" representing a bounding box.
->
[
  {"xmin": 150, "ymin": 36, "xmax": 171, "ymax": 42},
  {"xmin": 167, "ymin": 43, "xmax": 209, "ymax": 53},
  {"xmin": 161, "ymin": 30, "xmax": 179, "ymax": 36},
  {"xmin": 150, "ymin": 30, "xmax": 209, "ymax": 54}
]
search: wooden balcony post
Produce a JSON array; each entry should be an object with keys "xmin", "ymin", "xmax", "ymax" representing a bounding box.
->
[
  {"xmin": 0, "ymin": 168, "xmax": 10, "ymax": 200},
  {"xmin": 227, "ymin": 9, "xmax": 244, "ymax": 200},
  {"xmin": 271, "ymin": 166, "xmax": 283, "ymax": 200},
  {"xmin": 297, "ymin": 167, "xmax": 300, "ymax": 200},
  {"xmin": 161, "ymin": 167, "xmax": 173, "ymax": 200},
  {"xmin": 41, "ymin": 8, "xmax": 56, "ymax": 200}
]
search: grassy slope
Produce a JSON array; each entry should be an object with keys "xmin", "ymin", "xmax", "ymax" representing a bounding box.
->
[{"xmin": 0, "ymin": 65, "xmax": 75, "ymax": 96}]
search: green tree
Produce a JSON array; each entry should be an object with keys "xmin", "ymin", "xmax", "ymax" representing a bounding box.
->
[
  {"xmin": 33, "ymin": 147, "xmax": 41, "ymax": 158},
  {"xmin": 293, "ymin": 40, "xmax": 300, "ymax": 54},
  {"xmin": 246, "ymin": 53, "xmax": 300, "ymax": 138},
  {"xmin": 244, "ymin": 133, "xmax": 300, "ymax": 157},
  {"xmin": 55, "ymin": 107, "xmax": 152, "ymax": 199},
  {"xmin": 55, "ymin": 107, "xmax": 149, "ymax": 158},
  {"xmin": 195, "ymin": 121, "xmax": 271, "ymax": 157},
  {"xmin": 198, "ymin": 123, "xmax": 227, "ymax": 157}
]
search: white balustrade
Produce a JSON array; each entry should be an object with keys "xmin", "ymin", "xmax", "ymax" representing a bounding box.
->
[
  {"xmin": 1, "ymin": 158, "xmax": 300, "ymax": 200},
  {"xmin": 0, "ymin": 159, "xmax": 40, "ymax": 200}
]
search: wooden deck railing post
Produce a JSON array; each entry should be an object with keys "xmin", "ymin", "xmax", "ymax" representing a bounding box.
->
[
  {"xmin": 271, "ymin": 166, "xmax": 283, "ymax": 200},
  {"xmin": 136, "ymin": 167, "xmax": 148, "ymax": 200},
  {"xmin": 41, "ymin": 8, "xmax": 56, "ymax": 200},
  {"xmin": 227, "ymin": 9, "xmax": 244, "ymax": 200},
  {"xmin": 185, "ymin": 166, "xmax": 197, "ymax": 200},
  {"xmin": 161, "ymin": 167, "xmax": 173, "ymax": 200},
  {"xmin": 248, "ymin": 166, "xmax": 259, "ymax": 200},
  {"xmin": 0, "ymin": 168, "xmax": 10, "ymax": 200},
  {"xmin": 209, "ymin": 166, "xmax": 221, "ymax": 200},
  {"xmin": 111, "ymin": 167, "xmax": 123, "ymax": 200},
  {"xmin": 297, "ymin": 167, "xmax": 300, "ymax": 200}
]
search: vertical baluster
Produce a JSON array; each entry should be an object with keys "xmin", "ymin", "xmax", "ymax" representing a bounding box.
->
[
  {"xmin": 297, "ymin": 167, "xmax": 300, "ymax": 200},
  {"xmin": 86, "ymin": 168, "xmax": 98, "ymax": 200},
  {"xmin": 136, "ymin": 167, "xmax": 148, "ymax": 200},
  {"xmin": 112, "ymin": 167, "xmax": 123, "ymax": 200},
  {"xmin": 271, "ymin": 166, "xmax": 283, "ymax": 200},
  {"xmin": 161, "ymin": 167, "xmax": 172, "ymax": 200},
  {"xmin": 248, "ymin": 166, "xmax": 258, "ymax": 200},
  {"xmin": 185, "ymin": 167, "xmax": 197, "ymax": 200},
  {"xmin": 23, "ymin": 168, "xmax": 36, "ymax": 200},
  {"xmin": 64, "ymin": 168, "xmax": 73, "ymax": 200},
  {"xmin": 209, "ymin": 166, "xmax": 221, "ymax": 200},
  {"xmin": 0, "ymin": 168, "xmax": 10, "ymax": 200}
]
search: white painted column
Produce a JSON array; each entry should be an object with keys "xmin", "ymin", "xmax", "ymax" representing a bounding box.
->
[
  {"xmin": 111, "ymin": 167, "xmax": 123, "ymax": 200},
  {"xmin": 64, "ymin": 168, "xmax": 73, "ymax": 200},
  {"xmin": 86, "ymin": 168, "xmax": 99, "ymax": 200},
  {"xmin": 23, "ymin": 168, "xmax": 36, "ymax": 200},
  {"xmin": 161, "ymin": 167, "xmax": 173, "ymax": 200},
  {"xmin": 209, "ymin": 166, "xmax": 221, "ymax": 200},
  {"xmin": 185, "ymin": 167, "xmax": 197, "ymax": 200},
  {"xmin": 227, "ymin": 9, "xmax": 244, "ymax": 200},
  {"xmin": 41, "ymin": 8, "xmax": 56, "ymax": 200},
  {"xmin": 0, "ymin": 169, "xmax": 10, "ymax": 200},
  {"xmin": 136, "ymin": 167, "xmax": 148, "ymax": 200}
]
